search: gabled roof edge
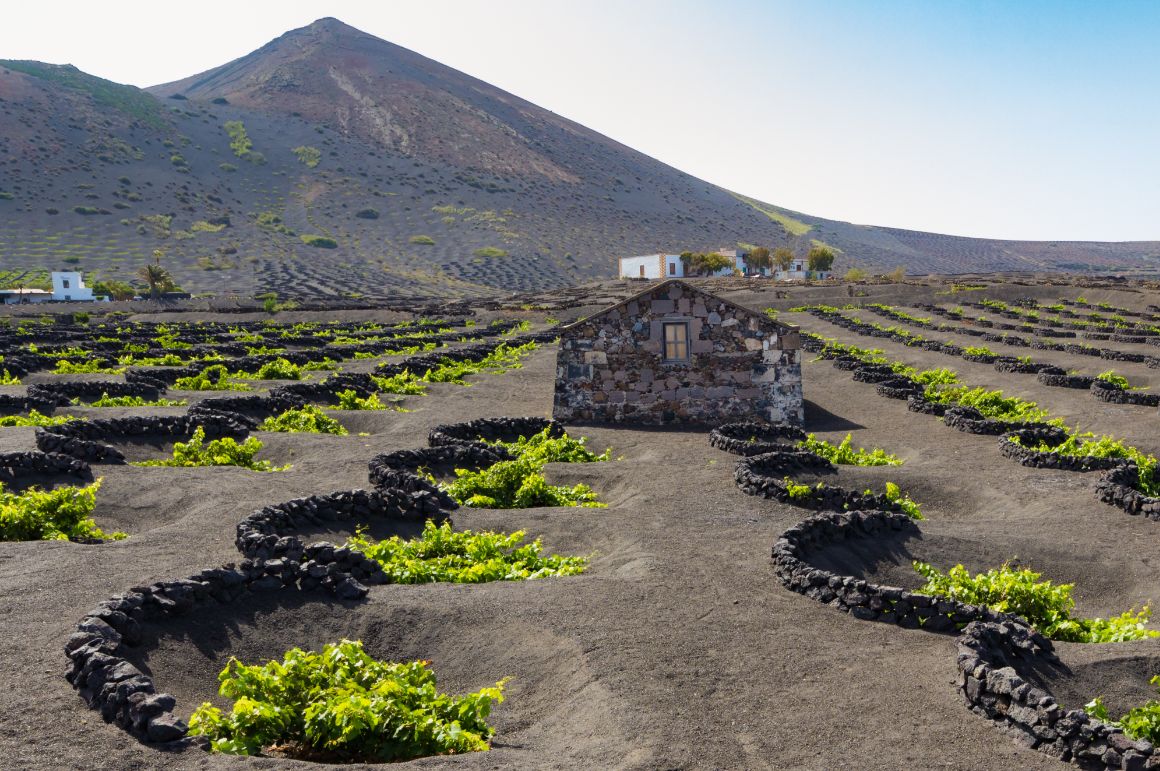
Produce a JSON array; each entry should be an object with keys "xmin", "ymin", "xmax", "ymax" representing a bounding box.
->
[{"xmin": 560, "ymin": 279, "xmax": 798, "ymax": 334}]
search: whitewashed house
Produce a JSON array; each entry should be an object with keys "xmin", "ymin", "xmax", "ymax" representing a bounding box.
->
[
  {"xmin": 617, "ymin": 249, "xmax": 747, "ymax": 280},
  {"xmin": 50, "ymin": 271, "xmax": 97, "ymax": 302},
  {"xmin": 0, "ymin": 288, "xmax": 52, "ymax": 305},
  {"xmin": 774, "ymin": 260, "xmax": 831, "ymax": 281},
  {"xmin": 618, "ymin": 254, "xmax": 685, "ymax": 279}
]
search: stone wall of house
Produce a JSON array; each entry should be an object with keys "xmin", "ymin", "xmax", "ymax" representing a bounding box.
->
[{"xmin": 553, "ymin": 282, "xmax": 803, "ymax": 425}]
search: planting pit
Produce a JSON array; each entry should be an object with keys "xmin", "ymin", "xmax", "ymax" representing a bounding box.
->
[
  {"xmin": 1020, "ymin": 639, "xmax": 1160, "ymax": 721},
  {"xmin": 120, "ymin": 583, "xmax": 629, "ymax": 764}
]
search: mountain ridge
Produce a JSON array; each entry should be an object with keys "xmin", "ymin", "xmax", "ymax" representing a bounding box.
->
[{"xmin": 0, "ymin": 17, "xmax": 1156, "ymax": 299}]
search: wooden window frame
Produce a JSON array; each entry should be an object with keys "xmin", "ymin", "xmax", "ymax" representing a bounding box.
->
[{"xmin": 662, "ymin": 321, "xmax": 691, "ymax": 363}]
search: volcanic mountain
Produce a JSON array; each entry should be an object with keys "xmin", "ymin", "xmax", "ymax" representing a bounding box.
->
[{"xmin": 0, "ymin": 17, "xmax": 1156, "ymax": 298}]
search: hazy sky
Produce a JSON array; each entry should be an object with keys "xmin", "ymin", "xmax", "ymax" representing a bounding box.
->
[{"xmin": 4, "ymin": 1, "xmax": 1158, "ymax": 241}]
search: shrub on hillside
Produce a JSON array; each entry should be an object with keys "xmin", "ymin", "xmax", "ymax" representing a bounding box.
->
[{"xmin": 300, "ymin": 234, "xmax": 338, "ymax": 249}]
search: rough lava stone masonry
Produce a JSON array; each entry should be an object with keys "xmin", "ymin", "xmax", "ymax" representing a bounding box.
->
[{"xmin": 553, "ymin": 280, "xmax": 803, "ymax": 425}]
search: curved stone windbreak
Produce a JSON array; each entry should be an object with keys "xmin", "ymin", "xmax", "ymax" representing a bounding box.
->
[
  {"xmin": 851, "ymin": 366, "xmax": 898, "ymax": 384},
  {"xmin": 709, "ymin": 421, "xmax": 807, "ymax": 456},
  {"xmin": 1095, "ymin": 465, "xmax": 1160, "ymax": 522},
  {"xmin": 187, "ymin": 393, "xmax": 306, "ymax": 423},
  {"xmin": 1100, "ymin": 349, "xmax": 1147, "ymax": 363},
  {"xmin": 1090, "ymin": 380, "xmax": 1160, "ymax": 407},
  {"xmin": 907, "ymin": 394, "xmax": 948, "ymax": 416},
  {"xmin": 994, "ymin": 359, "xmax": 1049, "ymax": 374},
  {"xmin": 35, "ymin": 411, "xmax": 250, "ymax": 464},
  {"xmin": 0, "ymin": 450, "xmax": 91, "ymax": 480},
  {"xmin": 429, "ymin": 416, "xmax": 562, "ymax": 447},
  {"xmin": 368, "ymin": 442, "xmax": 511, "ymax": 477},
  {"xmin": 956, "ymin": 621, "xmax": 1156, "ymax": 769},
  {"xmin": 943, "ymin": 406, "xmax": 1045, "ymax": 436},
  {"xmin": 736, "ymin": 458, "xmax": 913, "ymax": 515},
  {"xmin": 1037, "ymin": 368, "xmax": 1095, "ymax": 389},
  {"xmin": 234, "ymin": 488, "xmax": 451, "ymax": 571},
  {"xmin": 64, "ymin": 566, "xmax": 369, "ymax": 750},
  {"xmin": 876, "ymin": 378, "xmax": 925, "ymax": 400},
  {"xmin": 729, "ymin": 445, "xmax": 915, "ymax": 515},
  {"xmin": 0, "ymin": 352, "xmax": 48, "ymax": 378},
  {"xmin": 772, "ymin": 510, "xmax": 1015, "ymax": 631},
  {"xmin": 0, "ymin": 392, "xmax": 59, "ymax": 416},
  {"xmin": 272, "ymin": 372, "xmax": 379, "ymax": 403},
  {"xmin": 998, "ymin": 426, "xmax": 1128, "ymax": 473},
  {"xmin": 28, "ymin": 381, "xmax": 164, "ymax": 405}
]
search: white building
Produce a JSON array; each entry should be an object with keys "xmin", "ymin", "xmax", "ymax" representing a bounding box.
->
[
  {"xmin": 618, "ymin": 249, "xmax": 746, "ymax": 280},
  {"xmin": 51, "ymin": 271, "xmax": 96, "ymax": 302},
  {"xmin": 0, "ymin": 288, "xmax": 52, "ymax": 305},
  {"xmin": 618, "ymin": 253, "xmax": 685, "ymax": 279},
  {"xmin": 774, "ymin": 260, "xmax": 831, "ymax": 281}
]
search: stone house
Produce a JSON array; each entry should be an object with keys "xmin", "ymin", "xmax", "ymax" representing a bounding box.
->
[{"xmin": 553, "ymin": 279, "xmax": 803, "ymax": 425}]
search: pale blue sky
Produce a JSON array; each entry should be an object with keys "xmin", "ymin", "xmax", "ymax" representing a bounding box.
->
[{"xmin": 3, "ymin": 1, "xmax": 1157, "ymax": 241}]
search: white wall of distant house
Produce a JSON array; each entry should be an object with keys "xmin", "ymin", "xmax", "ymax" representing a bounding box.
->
[{"xmin": 619, "ymin": 254, "xmax": 685, "ymax": 279}]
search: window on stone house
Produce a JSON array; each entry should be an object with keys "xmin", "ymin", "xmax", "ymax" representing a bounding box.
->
[
  {"xmin": 669, "ymin": 261, "xmax": 677, "ymax": 275},
  {"xmin": 662, "ymin": 322, "xmax": 690, "ymax": 362},
  {"xmin": 639, "ymin": 265, "xmax": 645, "ymax": 277},
  {"xmin": 62, "ymin": 279, "xmax": 70, "ymax": 288}
]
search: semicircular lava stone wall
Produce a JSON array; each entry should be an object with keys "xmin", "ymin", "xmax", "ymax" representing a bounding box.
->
[
  {"xmin": 998, "ymin": 426, "xmax": 1129, "ymax": 472},
  {"xmin": 709, "ymin": 421, "xmax": 807, "ymax": 456},
  {"xmin": 61, "ymin": 413, "xmax": 553, "ymax": 748},
  {"xmin": 956, "ymin": 621, "xmax": 1157, "ymax": 769},
  {"xmin": 907, "ymin": 395, "xmax": 948, "ymax": 416},
  {"xmin": 1090, "ymin": 380, "xmax": 1160, "ymax": 407},
  {"xmin": 0, "ymin": 450, "xmax": 92, "ymax": 480},
  {"xmin": 1036, "ymin": 369, "xmax": 1096, "ymax": 389},
  {"xmin": 368, "ymin": 442, "xmax": 511, "ymax": 477},
  {"xmin": 35, "ymin": 411, "xmax": 251, "ymax": 464},
  {"xmin": 994, "ymin": 359, "xmax": 1049, "ymax": 374},
  {"xmin": 190, "ymin": 393, "xmax": 306, "ymax": 420},
  {"xmin": 428, "ymin": 416, "xmax": 562, "ymax": 447},
  {"xmin": 1095, "ymin": 465, "xmax": 1160, "ymax": 522},
  {"xmin": 772, "ymin": 510, "xmax": 1016, "ymax": 631},
  {"xmin": 943, "ymin": 407, "xmax": 1045, "ymax": 436},
  {"xmin": 876, "ymin": 378, "xmax": 924, "ymax": 400},
  {"xmin": 234, "ymin": 488, "xmax": 452, "ymax": 589},
  {"xmin": 0, "ymin": 392, "xmax": 60, "ymax": 416},
  {"xmin": 27, "ymin": 381, "xmax": 165, "ymax": 404}
]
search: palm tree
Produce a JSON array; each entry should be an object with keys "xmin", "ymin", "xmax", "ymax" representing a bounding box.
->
[{"xmin": 137, "ymin": 264, "xmax": 174, "ymax": 300}]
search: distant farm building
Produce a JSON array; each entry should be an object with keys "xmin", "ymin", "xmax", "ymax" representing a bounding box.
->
[
  {"xmin": 50, "ymin": 271, "xmax": 96, "ymax": 302},
  {"xmin": 775, "ymin": 259, "xmax": 830, "ymax": 281},
  {"xmin": 617, "ymin": 248, "xmax": 749, "ymax": 279},
  {"xmin": 553, "ymin": 279, "xmax": 803, "ymax": 425},
  {"xmin": 0, "ymin": 271, "xmax": 105, "ymax": 304},
  {"xmin": 0, "ymin": 288, "xmax": 52, "ymax": 305}
]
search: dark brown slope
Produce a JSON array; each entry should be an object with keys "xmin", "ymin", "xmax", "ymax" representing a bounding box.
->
[
  {"xmin": 149, "ymin": 17, "xmax": 584, "ymax": 182},
  {"xmin": 0, "ymin": 18, "xmax": 1157, "ymax": 301}
]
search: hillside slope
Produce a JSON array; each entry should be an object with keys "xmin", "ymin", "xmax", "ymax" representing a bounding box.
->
[{"xmin": 0, "ymin": 17, "xmax": 1157, "ymax": 298}]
